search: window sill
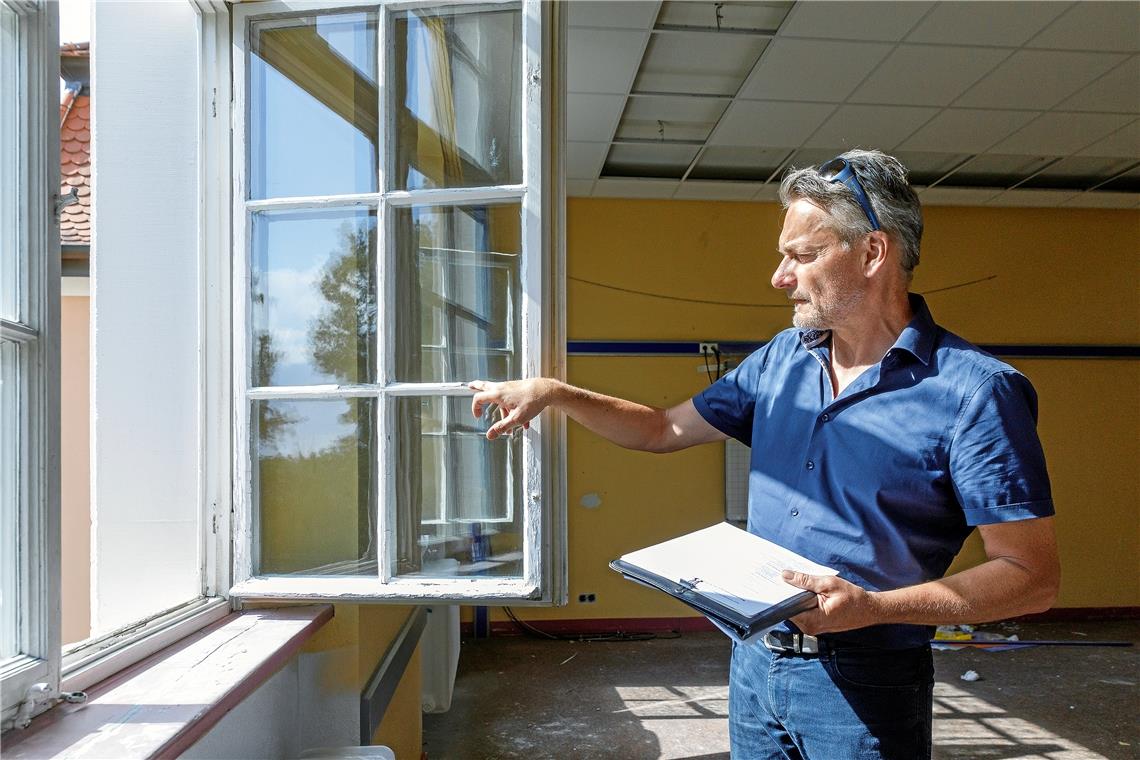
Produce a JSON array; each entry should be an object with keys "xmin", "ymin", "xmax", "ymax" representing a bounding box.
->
[{"xmin": 3, "ymin": 605, "xmax": 334, "ymax": 759}]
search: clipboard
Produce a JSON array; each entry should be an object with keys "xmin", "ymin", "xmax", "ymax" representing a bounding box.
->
[{"xmin": 608, "ymin": 522, "xmax": 838, "ymax": 642}]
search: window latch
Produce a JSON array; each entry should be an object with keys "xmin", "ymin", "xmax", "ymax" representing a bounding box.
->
[
  {"xmin": 54, "ymin": 186, "xmax": 80, "ymax": 217},
  {"xmin": 14, "ymin": 683, "xmax": 53, "ymax": 729}
]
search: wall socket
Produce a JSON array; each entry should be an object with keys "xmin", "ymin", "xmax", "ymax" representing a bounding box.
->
[
  {"xmin": 577, "ymin": 593, "xmax": 597, "ymax": 603},
  {"xmin": 698, "ymin": 342, "xmax": 718, "ymax": 355}
]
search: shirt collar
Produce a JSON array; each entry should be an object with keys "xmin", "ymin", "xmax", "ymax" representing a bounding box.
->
[
  {"xmin": 893, "ymin": 293, "xmax": 937, "ymax": 366},
  {"xmin": 796, "ymin": 293, "xmax": 938, "ymax": 366}
]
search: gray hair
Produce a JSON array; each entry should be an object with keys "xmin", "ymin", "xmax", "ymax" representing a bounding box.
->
[{"xmin": 778, "ymin": 149, "xmax": 924, "ymax": 278}]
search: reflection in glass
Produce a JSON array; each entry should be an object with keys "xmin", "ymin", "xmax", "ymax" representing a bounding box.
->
[
  {"xmin": 250, "ymin": 12, "xmax": 378, "ymax": 199},
  {"xmin": 254, "ymin": 397, "xmax": 377, "ymax": 575},
  {"xmin": 1, "ymin": 341, "xmax": 19, "ymax": 658},
  {"xmin": 394, "ymin": 204, "xmax": 520, "ymax": 382},
  {"xmin": 251, "ymin": 208, "xmax": 377, "ymax": 387},
  {"xmin": 394, "ymin": 396, "xmax": 522, "ymax": 579},
  {"xmin": 394, "ymin": 6, "xmax": 521, "ymax": 190},
  {"xmin": 1, "ymin": 8, "xmax": 19, "ymax": 321}
]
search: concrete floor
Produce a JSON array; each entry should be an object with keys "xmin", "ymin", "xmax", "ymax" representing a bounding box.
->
[{"xmin": 422, "ymin": 620, "xmax": 1139, "ymax": 760}]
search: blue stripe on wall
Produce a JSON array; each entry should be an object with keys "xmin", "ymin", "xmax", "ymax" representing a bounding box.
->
[{"xmin": 567, "ymin": 341, "xmax": 1140, "ymax": 360}]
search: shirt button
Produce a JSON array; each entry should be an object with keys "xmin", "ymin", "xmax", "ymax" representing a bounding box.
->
[
  {"xmin": 821, "ymin": 413, "xmax": 830, "ymax": 422},
  {"xmin": 791, "ymin": 508, "xmax": 800, "ymax": 517},
  {"xmin": 806, "ymin": 460, "xmax": 815, "ymax": 470}
]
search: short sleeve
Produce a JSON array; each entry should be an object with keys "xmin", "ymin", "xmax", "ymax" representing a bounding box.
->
[
  {"xmin": 950, "ymin": 370, "xmax": 1054, "ymax": 526},
  {"xmin": 692, "ymin": 346, "xmax": 768, "ymax": 445}
]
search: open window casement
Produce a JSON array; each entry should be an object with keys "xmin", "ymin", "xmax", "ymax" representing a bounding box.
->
[
  {"xmin": 0, "ymin": 0, "xmax": 61, "ymax": 726},
  {"xmin": 229, "ymin": 0, "xmax": 565, "ymax": 604}
]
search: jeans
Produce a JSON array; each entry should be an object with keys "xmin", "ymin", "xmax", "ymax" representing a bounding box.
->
[{"xmin": 729, "ymin": 638, "xmax": 934, "ymax": 760}]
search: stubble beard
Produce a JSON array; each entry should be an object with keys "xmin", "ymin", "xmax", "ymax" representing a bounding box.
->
[{"xmin": 790, "ymin": 283, "xmax": 865, "ymax": 330}]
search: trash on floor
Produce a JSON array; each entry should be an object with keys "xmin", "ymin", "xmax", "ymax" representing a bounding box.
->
[{"xmin": 960, "ymin": 670, "xmax": 981, "ymax": 682}]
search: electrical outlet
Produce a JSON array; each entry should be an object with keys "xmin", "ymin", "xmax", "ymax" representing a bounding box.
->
[
  {"xmin": 698, "ymin": 342, "xmax": 718, "ymax": 355},
  {"xmin": 577, "ymin": 593, "xmax": 597, "ymax": 603}
]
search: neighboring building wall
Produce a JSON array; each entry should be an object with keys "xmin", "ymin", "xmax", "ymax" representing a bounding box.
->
[
  {"xmin": 60, "ymin": 289, "xmax": 90, "ymax": 644},
  {"xmin": 494, "ymin": 198, "xmax": 1140, "ymax": 628}
]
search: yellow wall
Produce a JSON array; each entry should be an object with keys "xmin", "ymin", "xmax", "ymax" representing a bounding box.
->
[
  {"xmin": 505, "ymin": 198, "xmax": 1139, "ymax": 625},
  {"xmin": 300, "ymin": 604, "xmax": 423, "ymax": 759}
]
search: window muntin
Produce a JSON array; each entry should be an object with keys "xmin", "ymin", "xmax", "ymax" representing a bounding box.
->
[
  {"xmin": 234, "ymin": 0, "xmax": 549, "ymax": 599},
  {"xmin": 0, "ymin": 339, "xmax": 19, "ymax": 660},
  {"xmin": 0, "ymin": 5, "xmax": 19, "ymax": 321}
]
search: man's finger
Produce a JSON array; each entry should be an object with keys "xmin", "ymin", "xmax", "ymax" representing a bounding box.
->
[
  {"xmin": 781, "ymin": 570, "xmax": 830, "ymax": 592},
  {"xmin": 471, "ymin": 391, "xmax": 495, "ymax": 419}
]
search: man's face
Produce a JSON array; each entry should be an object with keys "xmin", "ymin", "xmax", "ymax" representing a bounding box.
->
[{"xmin": 772, "ymin": 199, "xmax": 866, "ymax": 330}]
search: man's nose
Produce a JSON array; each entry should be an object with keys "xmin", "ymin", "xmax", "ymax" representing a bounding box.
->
[{"xmin": 771, "ymin": 258, "xmax": 795, "ymax": 290}]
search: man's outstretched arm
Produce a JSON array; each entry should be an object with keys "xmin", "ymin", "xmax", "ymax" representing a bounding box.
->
[{"xmin": 469, "ymin": 378, "xmax": 727, "ymax": 453}]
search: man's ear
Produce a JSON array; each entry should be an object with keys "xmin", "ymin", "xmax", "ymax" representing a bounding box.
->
[{"xmin": 861, "ymin": 230, "xmax": 891, "ymax": 278}]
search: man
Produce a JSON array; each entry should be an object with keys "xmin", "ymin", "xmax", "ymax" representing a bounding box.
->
[{"xmin": 468, "ymin": 149, "xmax": 1060, "ymax": 759}]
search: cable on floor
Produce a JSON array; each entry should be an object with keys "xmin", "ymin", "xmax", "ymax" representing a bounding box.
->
[{"xmin": 501, "ymin": 607, "xmax": 681, "ymax": 642}]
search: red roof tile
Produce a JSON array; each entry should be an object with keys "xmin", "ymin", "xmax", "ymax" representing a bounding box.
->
[{"xmin": 59, "ymin": 88, "xmax": 91, "ymax": 246}]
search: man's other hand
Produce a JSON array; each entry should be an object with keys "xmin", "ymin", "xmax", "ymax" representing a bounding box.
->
[
  {"xmin": 782, "ymin": 570, "xmax": 881, "ymax": 635},
  {"xmin": 469, "ymin": 379, "xmax": 553, "ymax": 440}
]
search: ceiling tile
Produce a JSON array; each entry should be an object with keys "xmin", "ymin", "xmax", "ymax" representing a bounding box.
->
[
  {"xmin": 989, "ymin": 189, "xmax": 1078, "ymax": 207},
  {"xmin": 944, "ymin": 154, "xmax": 1058, "ymax": 187},
  {"xmin": 1057, "ymin": 56, "xmax": 1140, "ymax": 114},
  {"xmin": 689, "ymin": 146, "xmax": 791, "ymax": 181},
  {"xmin": 593, "ymin": 178, "xmax": 680, "ymax": 198},
  {"xmin": 568, "ymin": 1, "xmax": 661, "ymax": 30},
  {"xmin": 710, "ymin": 100, "xmax": 835, "ymax": 148},
  {"xmin": 899, "ymin": 108, "xmax": 1040, "ymax": 153},
  {"xmin": 954, "ymin": 50, "xmax": 1128, "ymax": 110},
  {"xmin": 1078, "ymin": 119, "xmax": 1140, "ymax": 158},
  {"xmin": 604, "ymin": 142, "xmax": 700, "ymax": 178},
  {"xmin": 565, "ymin": 179, "xmax": 596, "ymax": 197},
  {"xmin": 990, "ymin": 112, "xmax": 1135, "ymax": 156},
  {"xmin": 656, "ymin": 1, "xmax": 792, "ymax": 32},
  {"xmin": 673, "ymin": 180, "xmax": 766, "ymax": 200},
  {"xmin": 906, "ymin": 1, "xmax": 1069, "ymax": 47},
  {"xmin": 849, "ymin": 45, "xmax": 1009, "ymax": 107},
  {"xmin": 568, "ymin": 28, "xmax": 649, "ymax": 94},
  {"xmin": 1027, "ymin": 2, "xmax": 1140, "ymax": 53},
  {"xmin": 738, "ymin": 38, "xmax": 893, "ymax": 102},
  {"xmin": 1020, "ymin": 155, "xmax": 1139, "ymax": 189},
  {"xmin": 890, "ymin": 151, "xmax": 971, "ymax": 183},
  {"xmin": 803, "ymin": 104, "xmax": 940, "ymax": 150},
  {"xmin": 616, "ymin": 95, "xmax": 730, "ymax": 142},
  {"xmin": 566, "ymin": 141, "xmax": 610, "ymax": 180},
  {"xmin": 567, "ymin": 93, "xmax": 627, "ymax": 142},
  {"xmin": 1063, "ymin": 191, "xmax": 1140, "ymax": 209},
  {"xmin": 783, "ymin": 148, "xmax": 846, "ymax": 170},
  {"xmin": 778, "ymin": 1, "xmax": 934, "ymax": 41},
  {"xmin": 916, "ymin": 186, "xmax": 1001, "ymax": 206},
  {"xmin": 1096, "ymin": 165, "xmax": 1140, "ymax": 192},
  {"xmin": 634, "ymin": 31, "xmax": 769, "ymax": 95}
]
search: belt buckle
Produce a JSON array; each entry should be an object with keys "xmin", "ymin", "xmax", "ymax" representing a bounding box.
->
[{"xmin": 764, "ymin": 631, "xmax": 821, "ymax": 655}]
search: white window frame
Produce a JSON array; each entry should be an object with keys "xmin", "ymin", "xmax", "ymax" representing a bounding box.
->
[
  {"xmin": 228, "ymin": 0, "xmax": 565, "ymax": 604},
  {"xmin": 0, "ymin": 0, "xmax": 61, "ymax": 726},
  {"xmin": 56, "ymin": 0, "xmax": 233, "ymax": 695}
]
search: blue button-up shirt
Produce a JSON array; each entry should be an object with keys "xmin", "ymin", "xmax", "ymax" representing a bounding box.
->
[{"xmin": 693, "ymin": 294, "xmax": 1054, "ymax": 648}]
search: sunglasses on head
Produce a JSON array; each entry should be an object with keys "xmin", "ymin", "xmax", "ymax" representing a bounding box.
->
[{"xmin": 819, "ymin": 157, "xmax": 881, "ymax": 231}]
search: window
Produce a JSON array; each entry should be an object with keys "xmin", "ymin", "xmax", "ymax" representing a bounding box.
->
[
  {"xmin": 230, "ymin": 0, "xmax": 564, "ymax": 602},
  {"xmin": 0, "ymin": 0, "xmax": 61, "ymax": 725}
]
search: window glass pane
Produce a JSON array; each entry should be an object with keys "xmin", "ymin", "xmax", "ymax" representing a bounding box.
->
[
  {"xmin": 1, "ymin": 341, "xmax": 19, "ymax": 658},
  {"xmin": 249, "ymin": 12, "xmax": 378, "ymax": 199},
  {"xmin": 251, "ymin": 208, "xmax": 377, "ymax": 387},
  {"xmin": 394, "ymin": 6, "xmax": 522, "ymax": 190},
  {"xmin": 253, "ymin": 397, "xmax": 377, "ymax": 576},
  {"xmin": 0, "ymin": 8, "xmax": 19, "ymax": 321},
  {"xmin": 393, "ymin": 395, "xmax": 523, "ymax": 579},
  {"xmin": 394, "ymin": 203, "xmax": 520, "ymax": 382}
]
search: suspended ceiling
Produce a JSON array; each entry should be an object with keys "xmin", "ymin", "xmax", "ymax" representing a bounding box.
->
[{"xmin": 565, "ymin": 0, "xmax": 1140, "ymax": 207}]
